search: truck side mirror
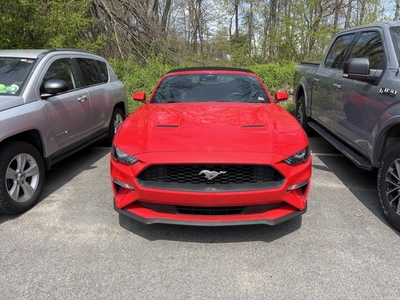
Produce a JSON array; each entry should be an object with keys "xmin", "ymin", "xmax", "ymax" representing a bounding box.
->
[
  {"xmin": 343, "ymin": 58, "xmax": 382, "ymax": 84},
  {"xmin": 344, "ymin": 57, "xmax": 370, "ymax": 75}
]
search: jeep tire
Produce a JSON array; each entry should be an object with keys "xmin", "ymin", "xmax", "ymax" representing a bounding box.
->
[{"xmin": 0, "ymin": 142, "xmax": 45, "ymax": 214}]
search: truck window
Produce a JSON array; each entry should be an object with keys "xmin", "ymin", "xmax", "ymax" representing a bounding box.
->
[
  {"xmin": 324, "ymin": 34, "xmax": 355, "ymax": 69},
  {"xmin": 348, "ymin": 31, "xmax": 385, "ymax": 69},
  {"xmin": 389, "ymin": 26, "xmax": 400, "ymax": 66}
]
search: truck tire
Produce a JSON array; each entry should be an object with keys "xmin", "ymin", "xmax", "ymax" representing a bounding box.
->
[
  {"xmin": 0, "ymin": 142, "xmax": 45, "ymax": 214},
  {"xmin": 296, "ymin": 96, "xmax": 313, "ymax": 134},
  {"xmin": 378, "ymin": 143, "xmax": 400, "ymax": 231},
  {"xmin": 104, "ymin": 107, "xmax": 125, "ymax": 146}
]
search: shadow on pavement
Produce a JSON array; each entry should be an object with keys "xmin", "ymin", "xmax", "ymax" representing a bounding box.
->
[
  {"xmin": 0, "ymin": 146, "xmax": 110, "ymax": 224},
  {"xmin": 308, "ymin": 135, "xmax": 399, "ymax": 235}
]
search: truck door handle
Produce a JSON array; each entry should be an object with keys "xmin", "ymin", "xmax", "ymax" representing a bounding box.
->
[
  {"xmin": 77, "ymin": 95, "xmax": 88, "ymax": 102},
  {"xmin": 313, "ymin": 78, "xmax": 320, "ymax": 83},
  {"xmin": 333, "ymin": 83, "xmax": 341, "ymax": 90}
]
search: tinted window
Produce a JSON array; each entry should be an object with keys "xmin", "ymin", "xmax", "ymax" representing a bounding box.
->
[
  {"xmin": 151, "ymin": 74, "xmax": 270, "ymax": 103},
  {"xmin": 348, "ymin": 31, "xmax": 385, "ymax": 69},
  {"xmin": 96, "ymin": 60, "xmax": 109, "ymax": 83},
  {"xmin": 76, "ymin": 58, "xmax": 101, "ymax": 86},
  {"xmin": 0, "ymin": 57, "xmax": 36, "ymax": 96},
  {"xmin": 325, "ymin": 34, "xmax": 355, "ymax": 69},
  {"xmin": 390, "ymin": 26, "xmax": 400, "ymax": 65},
  {"xmin": 42, "ymin": 58, "xmax": 78, "ymax": 92}
]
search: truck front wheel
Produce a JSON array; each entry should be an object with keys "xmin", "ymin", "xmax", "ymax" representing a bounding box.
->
[
  {"xmin": 0, "ymin": 142, "xmax": 45, "ymax": 214},
  {"xmin": 378, "ymin": 143, "xmax": 400, "ymax": 231},
  {"xmin": 296, "ymin": 96, "xmax": 312, "ymax": 134}
]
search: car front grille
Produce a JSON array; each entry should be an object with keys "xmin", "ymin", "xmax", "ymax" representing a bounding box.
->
[{"xmin": 136, "ymin": 164, "xmax": 284, "ymax": 191}]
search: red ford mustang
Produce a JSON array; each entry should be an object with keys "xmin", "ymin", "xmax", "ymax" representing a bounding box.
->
[{"xmin": 110, "ymin": 67, "xmax": 311, "ymax": 226}]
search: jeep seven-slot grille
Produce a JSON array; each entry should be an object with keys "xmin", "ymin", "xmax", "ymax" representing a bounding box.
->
[{"xmin": 136, "ymin": 164, "xmax": 284, "ymax": 192}]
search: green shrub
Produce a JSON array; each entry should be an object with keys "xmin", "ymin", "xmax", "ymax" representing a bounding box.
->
[
  {"xmin": 277, "ymin": 99, "xmax": 296, "ymax": 116},
  {"xmin": 249, "ymin": 62, "xmax": 297, "ymax": 95}
]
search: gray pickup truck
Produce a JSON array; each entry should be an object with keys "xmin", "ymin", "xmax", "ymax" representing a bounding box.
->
[
  {"xmin": 294, "ymin": 21, "xmax": 400, "ymax": 231},
  {"xmin": 0, "ymin": 49, "xmax": 128, "ymax": 215}
]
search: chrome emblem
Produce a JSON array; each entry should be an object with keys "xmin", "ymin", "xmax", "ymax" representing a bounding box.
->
[{"xmin": 199, "ymin": 170, "xmax": 226, "ymax": 180}]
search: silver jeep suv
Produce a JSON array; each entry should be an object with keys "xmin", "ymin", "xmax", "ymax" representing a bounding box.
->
[{"xmin": 0, "ymin": 49, "xmax": 128, "ymax": 214}]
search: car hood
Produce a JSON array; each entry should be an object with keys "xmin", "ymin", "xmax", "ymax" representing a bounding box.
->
[
  {"xmin": 0, "ymin": 96, "xmax": 25, "ymax": 111},
  {"xmin": 116, "ymin": 102, "xmax": 307, "ymax": 156}
]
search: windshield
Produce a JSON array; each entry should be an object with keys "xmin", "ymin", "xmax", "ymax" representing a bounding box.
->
[
  {"xmin": 0, "ymin": 57, "xmax": 36, "ymax": 96},
  {"xmin": 150, "ymin": 74, "xmax": 270, "ymax": 103},
  {"xmin": 390, "ymin": 26, "xmax": 400, "ymax": 66}
]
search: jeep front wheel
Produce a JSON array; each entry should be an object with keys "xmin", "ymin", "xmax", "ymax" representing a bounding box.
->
[
  {"xmin": 0, "ymin": 142, "xmax": 45, "ymax": 214},
  {"xmin": 378, "ymin": 143, "xmax": 400, "ymax": 231},
  {"xmin": 104, "ymin": 107, "xmax": 125, "ymax": 146}
]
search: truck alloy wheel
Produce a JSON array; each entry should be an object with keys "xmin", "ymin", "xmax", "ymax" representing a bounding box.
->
[
  {"xmin": 296, "ymin": 96, "xmax": 312, "ymax": 134},
  {"xmin": 378, "ymin": 143, "xmax": 400, "ymax": 231}
]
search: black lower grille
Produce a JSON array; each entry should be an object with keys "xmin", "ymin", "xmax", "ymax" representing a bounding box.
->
[
  {"xmin": 137, "ymin": 164, "xmax": 284, "ymax": 191},
  {"xmin": 176, "ymin": 206, "xmax": 245, "ymax": 215}
]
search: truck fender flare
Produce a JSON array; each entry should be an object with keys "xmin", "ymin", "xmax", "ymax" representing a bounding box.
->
[
  {"xmin": 295, "ymin": 77, "xmax": 311, "ymax": 117},
  {"xmin": 372, "ymin": 112, "xmax": 400, "ymax": 166}
]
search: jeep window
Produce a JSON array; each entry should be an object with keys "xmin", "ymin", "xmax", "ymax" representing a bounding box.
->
[
  {"xmin": 0, "ymin": 57, "xmax": 36, "ymax": 96},
  {"xmin": 348, "ymin": 31, "xmax": 385, "ymax": 69},
  {"xmin": 76, "ymin": 58, "xmax": 102, "ymax": 86},
  {"xmin": 41, "ymin": 58, "xmax": 78, "ymax": 93},
  {"xmin": 389, "ymin": 26, "xmax": 400, "ymax": 66},
  {"xmin": 325, "ymin": 34, "xmax": 355, "ymax": 69},
  {"xmin": 95, "ymin": 60, "xmax": 109, "ymax": 83}
]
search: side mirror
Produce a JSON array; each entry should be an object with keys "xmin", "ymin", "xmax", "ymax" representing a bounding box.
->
[
  {"xmin": 343, "ymin": 58, "xmax": 382, "ymax": 84},
  {"xmin": 41, "ymin": 79, "xmax": 69, "ymax": 98},
  {"xmin": 274, "ymin": 90, "xmax": 289, "ymax": 102},
  {"xmin": 133, "ymin": 91, "xmax": 146, "ymax": 102}
]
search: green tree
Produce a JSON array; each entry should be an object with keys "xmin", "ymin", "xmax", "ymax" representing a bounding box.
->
[{"xmin": 0, "ymin": 0, "xmax": 103, "ymax": 51}]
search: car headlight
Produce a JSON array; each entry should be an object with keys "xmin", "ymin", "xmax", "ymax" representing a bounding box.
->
[
  {"xmin": 284, "ymin": 146, "xmax": 310, "ymax": 166},
  {"xmin": 111, "ymin": 146, "xmax": 139, "ymax": 165}
]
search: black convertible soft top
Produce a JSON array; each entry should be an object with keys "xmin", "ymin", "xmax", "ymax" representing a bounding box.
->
[{"xmin": 167, "ymin": 66, "xmax": 254, "ymax": 74}]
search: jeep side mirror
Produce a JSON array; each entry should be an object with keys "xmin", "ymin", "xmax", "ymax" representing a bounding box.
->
[{"xmin": 41, "ymin": 79, "xmax": 69, "ymax": 98}]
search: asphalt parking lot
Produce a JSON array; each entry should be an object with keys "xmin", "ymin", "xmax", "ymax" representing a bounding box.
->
[{"xmin": 1, "ymin": 136, "xmax": 399, "ymax": 300}]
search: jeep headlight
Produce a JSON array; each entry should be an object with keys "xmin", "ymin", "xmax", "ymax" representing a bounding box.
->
[
  {"xmin": 284, "ymin": 147, "xmax": 310, "ymax": 166},
  {"xmin": 111, "ymin": 146, "xmax": 139, "ymax": 165}
]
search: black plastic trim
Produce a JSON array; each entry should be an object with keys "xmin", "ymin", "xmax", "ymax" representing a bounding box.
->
[{"xmin": 115, "ymin": 203, "xmax": 306, "ymax": 227}]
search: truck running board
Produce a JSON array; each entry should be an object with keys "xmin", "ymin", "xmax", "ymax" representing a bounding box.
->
[{"xmin": 308, "ymin": 122, "xmax": 374, "ymax": 171}]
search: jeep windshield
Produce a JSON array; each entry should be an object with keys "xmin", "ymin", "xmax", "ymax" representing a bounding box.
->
[{"xmin": 0, "ymin": 57, "xmax": 36, "ymax": 96}]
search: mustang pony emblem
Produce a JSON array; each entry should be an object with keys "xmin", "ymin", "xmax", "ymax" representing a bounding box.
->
[{"xmin": 199, "ymin": 170, "xmax": 226, "ymax": 180}]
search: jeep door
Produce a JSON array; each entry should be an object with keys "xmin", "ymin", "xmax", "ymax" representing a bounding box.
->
[
  {"xmin": 40, "ymin": 57, "xmax": 92, "ymax": 152},
  {"xmin": 74, "ymin": 57, "xmax": 114, "ymax": 138}
]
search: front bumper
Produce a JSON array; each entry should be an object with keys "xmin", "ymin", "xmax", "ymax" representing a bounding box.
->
[{"xmin": 110, "ymin": 150, "xmax": 311, "ymax": 226}]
